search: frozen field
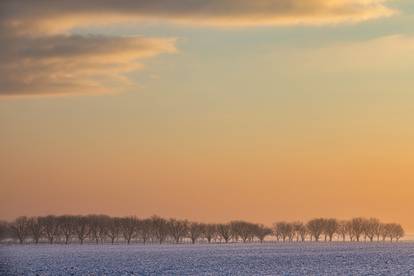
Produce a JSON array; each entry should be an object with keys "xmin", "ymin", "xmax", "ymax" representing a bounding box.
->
[{"xmin": 1, "ymin": 242, "xmax": 414, "ymax": 275}]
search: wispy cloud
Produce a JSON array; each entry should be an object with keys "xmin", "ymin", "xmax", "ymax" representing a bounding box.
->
[
  {"xmin": 0, "ymin": 0, "xmax": 396, "ymax": 97},
  {"xmin": 2, "ymin": 0, "xmax": 396, "ymax": 31},
  {"xmin": 0, "ymin": 33, "xmax": 176, "ymax": 96}
]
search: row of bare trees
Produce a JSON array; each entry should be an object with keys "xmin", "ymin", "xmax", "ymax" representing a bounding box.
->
[
  {"xmin": 274, "ymin": 218, "xmax": 404, "ymax": 242},
  {"xmin": 0, "ymin": 215, "xmax": 404, "ymax": 245}
]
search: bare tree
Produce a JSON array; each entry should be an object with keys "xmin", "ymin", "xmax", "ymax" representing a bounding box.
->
[
  {"xmin": 394, "ymin": 224, "xmax": 405, "ymax": 242},
  {"xmin": 254, "ymin": 224, "xmax": 272, "ymax": 243},
  {"xmin": 307, "ymin": 219, "xmax": 325, "ymax": 242},
  {"xmin": 120, "ymin": 217, "xmax": 138, "ymax": 244},
  {"xmin": 10, "ymin": 216, "xmax": 29, "ymax": 244},
  {"xmin": 375, "ymin": 223, "xmax": 385, "ymax": 242},
  {"xmin": 203, "ymin": 224, "xmax": 217, "ymax": 243},
  {"xmin": 74, "ymin": 216, "xmax": 90, "ymax": 244},
  {"xmin": 39, "ymin": 216, "xmax": 61, "ymax": 244},
  {"xmin": 363, "ymin": 218, "xmax": 380, "ymax": 242},
  {"xmin": 151, "ymin": 216, "xmax": 169, "ymax": 244},
  {"xmin": 346, "ymin": 220, "xmax": 354, "ymax": 241},
  {"xmin": 4, "ymin": 214, "xmax": 404, "ymax": 245},
  {"xmin": 323, "ymin": 219, "xmax": 338, "ymax": 242},
  {"xmin": 168, "ymin": 219, "xmax": 188, "ymax": 244},
  {"xmin": 188, "ymin": 222, "xmax": 204, "ymax": 244},
  {"xmin": 137, "ymin": 218, "xmax": 152, "ymax": 244},
  {"xmin": 292, "ymin": 222, "xmax": 307, "ymax": 242},
  {"xmin": 337, "ymin": 221, "xmax": 348, "ymax": 242},
  {"xmin": 386, "ymin": 223, "xmax": 405, "ymax": 242},
  {"xmin": 273, "ymin": 222, "xmax": 294, "ymax": 242},
  {"xmin": 217, "ymin": 224, "xmax": 232, "ymax": 243},
  {"xmin": 59, "ymin": 215, "xmax": 76, "ymax": 244},
  {"xmin": 28, "ymin": 217, "xmax": 43, "ymax": 244},
  {"xmin": 0, "ymin": 221, "xmax": 9, "ymax": 242},
  {"xmin": 106, "ymin": 217, "xmax": 121, "ymax": 244},
  {"xmin": 231, "ymin": 221, "xmax": 256, "ymax": 243},
  {"xmin": 350, "ymin": 218, "xmax": 365, "ymax": 242}
]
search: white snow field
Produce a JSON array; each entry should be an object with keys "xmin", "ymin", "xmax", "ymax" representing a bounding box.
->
[{"xmin": 1, "ymin": 242, "xmax": 414, "ymax": 275}]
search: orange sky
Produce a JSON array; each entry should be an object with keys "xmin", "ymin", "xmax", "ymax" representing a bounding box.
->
[{"xmin": 1, "ymin": 0, "xmax": 414, "ymax": 232}]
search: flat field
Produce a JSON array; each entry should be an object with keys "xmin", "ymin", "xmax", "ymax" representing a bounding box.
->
[{"xmin": 1, "ymin": 242, "xmax": 413, "ymax": 275}]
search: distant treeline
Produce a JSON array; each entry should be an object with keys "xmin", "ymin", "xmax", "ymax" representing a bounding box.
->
[{"xmin": 0, "ymin": 215, "xmax": 405, "ymax": 245}]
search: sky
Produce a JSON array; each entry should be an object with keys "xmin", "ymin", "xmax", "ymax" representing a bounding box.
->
[{"xmin": 1, "ymin": 0, "xmax": 414, "ymax": 231}]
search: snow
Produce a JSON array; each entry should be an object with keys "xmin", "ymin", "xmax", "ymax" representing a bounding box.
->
[{"xmin": 1, "ymin": 242, "xmax": 414, "ymax": 275}]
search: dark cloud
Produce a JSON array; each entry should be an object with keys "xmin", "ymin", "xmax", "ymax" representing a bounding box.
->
[{"xmin": 0, "ymin": 0, "xmax": 395, "ymax": 96}]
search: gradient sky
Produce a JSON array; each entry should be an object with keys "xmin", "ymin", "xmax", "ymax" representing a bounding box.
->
[{"xmin": 1, "ymin": 0, "xmax": 414, "ymax": 231}]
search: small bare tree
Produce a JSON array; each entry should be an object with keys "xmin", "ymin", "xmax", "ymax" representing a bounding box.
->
[
  {"xmin": 217, "ymin": 224, "xmax": 232, "ymax": 243},
  {"xmin": 188, "ymin": 222, "xmax": 204, "ymax": 244},
  {"xmin": 307, "ymin": 219, "xmax": 325, "ymax": 242},
  {"xmin": 323, "ymin": 218, "xmax": 338, "ymax": 242},
  {"xmin": 350, "ymin": 218, "xmax": 365, "ymax": 242},
  {"xmin": 230, "ymin": 221, "xmax": 256, "ymax": 243},
  {"xmin": 203, "ymin": 224, "xmax": 217, "ymax": 243},
  {"xmin": 28, "ymin": 217, "xmax": 43, "ymax": 244},
  {"xmin": 274, "ymin": 222, "xmax": 294, "ymax": 242},
  {"xmin": 168, "ymin": 219, "xmax": 189, "ymax": 244},
  {"xmin": 151, "ymin": 216, "xmax": 169, "ymax": 244},
  {"xmin": 254, "ymin": 224, "xmax": 272, "ymax": 243},
  {"xmin": 346, "ymin": 220, "xmax": 354, "ymax": 241},
  {"xmin": 137, "ymin": 218, "xmax": 152, "ymax": 244},
  {"xmin": 337, "ymin": 221, "xmax": 348, "ymax": 242},
  {"xmin": 59, "ymin": 215, "xmax": 76, "ymax": 244},
  {"xmin": 106, "ymin": 217, "xmax": 121, "ymax": 244},
  {"xmin": 387, "ymin": 223, "xmax": 405, "ymax": 242},
  {"xmin": 363, "ymin": 218, "xmax": 380, "ymax": 242},
  {"xmin": 10, "ymin": 216, "xmax": 29, "ymax": 244},
  {"xmin": 292, "ymin": 222, "xmax": 307, "ymax": 242},
  {"xmin": 0, "ymin": 221, "xmax": 9, "ymax": 242},
  {"xmin": 120, "ymin": 217, "xmax": 138, "ymax": 244},
  {"xmin": 39, "ymin": 216, "xmax": 60, "ymax": 244},
  {"xmin": 74, "ymin": 216, "xmax": 90, "ymax": 244}
]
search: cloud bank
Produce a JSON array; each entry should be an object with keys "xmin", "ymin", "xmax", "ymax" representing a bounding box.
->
[{"xmin": 0, "ymin": 0, "xmax": 396, "ymax": 96}]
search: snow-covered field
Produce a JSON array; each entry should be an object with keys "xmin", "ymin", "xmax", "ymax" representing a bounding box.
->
[{"xmin": 1, "ymin": 242, "xmax": 414, "ymax": 275}]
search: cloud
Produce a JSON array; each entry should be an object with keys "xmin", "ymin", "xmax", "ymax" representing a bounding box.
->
[
  {"xmin": 0, "ymin": 31, "xmax": 176, "ymax": 97},
  {"xmin": 2, "ymin": 0, "xmax": 396, "ymax": 31},
  {"xmin": 0, "ymin": 0, "xmax": 397, "ymax": 97}
]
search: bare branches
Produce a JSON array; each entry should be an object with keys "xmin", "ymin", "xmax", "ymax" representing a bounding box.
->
[{"xmin": 1, "ymin": 215, "xmax": 406, "ymax": 244}]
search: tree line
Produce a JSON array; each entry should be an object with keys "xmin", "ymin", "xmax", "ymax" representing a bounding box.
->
[{"xmin": 0, "ymin": 215, "xmax": 405, "ymax": 245}]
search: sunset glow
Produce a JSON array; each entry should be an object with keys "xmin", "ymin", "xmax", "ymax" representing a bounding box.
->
[{"xmin": 1, "ymin": 0, "xmax": 414, "ymax": 232}]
